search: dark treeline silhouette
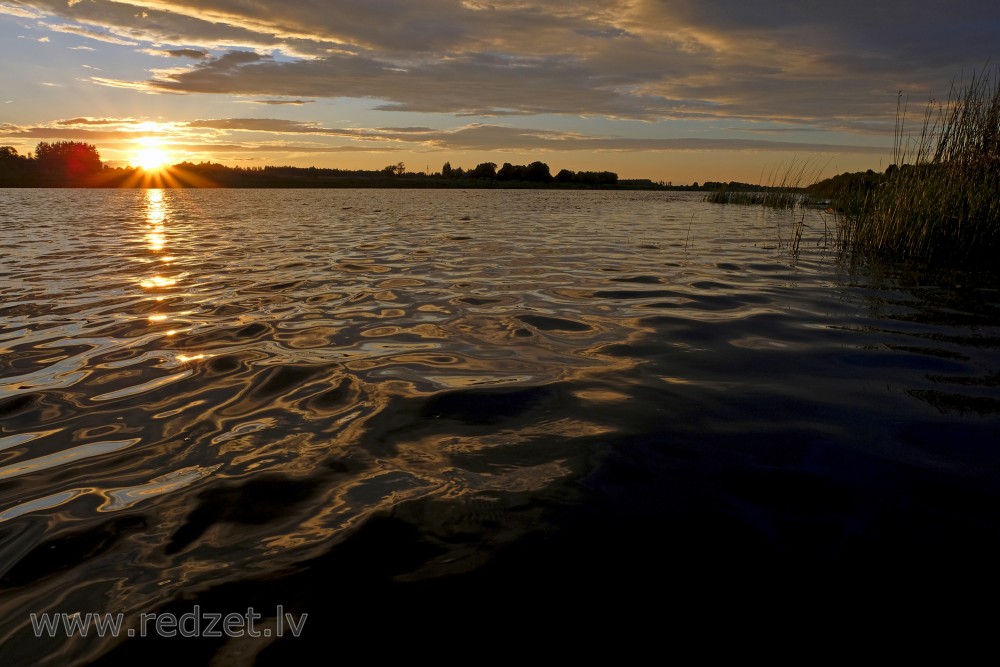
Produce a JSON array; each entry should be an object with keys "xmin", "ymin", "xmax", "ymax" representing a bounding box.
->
[
  {"xmin": 805, "ymin": 168, "xmax": 882, "ymax": 201},
  {"xmin": 1, "ymin": 142, "xmax": 104, "ymax": 186},
  {"xmin": 0, "ymin": 141, "xmax": 720, "ymax": 190},
  {"xmin": 698, "ymin": 180, "xmax": 801, "ymax": 192}
]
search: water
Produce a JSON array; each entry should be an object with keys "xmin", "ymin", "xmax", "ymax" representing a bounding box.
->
[{"xmin": 1, "ymin": 189, "xmax": 998, "ymax": 661}]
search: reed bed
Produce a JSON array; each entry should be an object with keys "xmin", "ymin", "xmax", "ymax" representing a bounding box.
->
[
  {"xmin": 840, "ymin": 69, "xmax": 1000, "ymax": 265},
  {"xmin": 705, "ymin": 160, "xmax": 815, "ymax": 209},
  {"xmin": 705, "ymin": 188, "xmax": 803, "ymax": 208}
]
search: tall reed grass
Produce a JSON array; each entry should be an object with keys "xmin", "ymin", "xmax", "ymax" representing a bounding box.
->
[{"xmin": 840, "ymin": 69, "xmax": 1000, "ymax": 264}]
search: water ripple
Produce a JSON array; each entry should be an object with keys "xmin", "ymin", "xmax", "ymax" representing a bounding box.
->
[{"xmin": 1, "ymin": 189, "xmax": 998, "ymax": 663}]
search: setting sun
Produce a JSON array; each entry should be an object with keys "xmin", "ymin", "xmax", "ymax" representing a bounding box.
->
[
  {"xmin": 132, "ymin": 131, "xmax": 172, "ymax": 171},
  {"xmin": 135, "ymin": 146, "xmax": 169, "ymax": 171}
]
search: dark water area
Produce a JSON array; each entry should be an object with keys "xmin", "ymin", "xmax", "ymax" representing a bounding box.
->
[{"xmin": 1, "ymin": 189, "xmax": 998, "ymax": 662}]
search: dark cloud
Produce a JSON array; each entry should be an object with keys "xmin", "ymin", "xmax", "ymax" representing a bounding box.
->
[
  {"xmin": 181, "ymin": 117, "xmax": 887, "ymax": 153},
  {"xmin": 244, "ymin": 99, "xmax": 314, "ymax": 105},
  {"xmin": 55, "ymin": 117, "xmax": 136, "ymax": 126},
  {"xmin": 130, "ymin": 50, "xmax": 683, "ymax": 120},
  {"xmin": 0, "ymin": 126, "xmax": 145, "ymax": 140},
  {"xmin": 10, "ymin": 1, "xmax": 1000, "ymax": 130},
  {"xmin": 575, "ymin": 27, "xmax": 635, "ymax": 39},
  {"xmin": 185, "ymin": 118, "xmax": 363, "ymax": 137},
  {"xmin": 147, "ymin": 48, "xmax": 209, "ymax": 59}
]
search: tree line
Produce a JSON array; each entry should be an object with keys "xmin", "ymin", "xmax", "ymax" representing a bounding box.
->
[
  {"xmin": 0, "ymin": 142, "xmax": 104, "ymax": 186},
  {"xmin": 1, "ymin": 141, "xmax": 692, "ymax": 189},
  {"xmin": 438, "ymin": 160, "xmax": 619, "ymax": 185}
]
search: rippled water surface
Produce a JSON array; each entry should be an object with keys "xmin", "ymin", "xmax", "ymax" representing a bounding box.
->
[{"xmin": 2, "ymin": 189, "xmax": 999, "ymax": 662}]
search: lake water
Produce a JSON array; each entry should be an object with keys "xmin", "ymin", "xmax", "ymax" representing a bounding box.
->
[{"xmin": 1, "ymin": 188, "xmax": 998, "ymax": 662}]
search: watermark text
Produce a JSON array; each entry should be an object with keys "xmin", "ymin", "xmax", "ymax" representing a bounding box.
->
[{"xmin": 29, "ymin": 605, "xmax": 307, "ymax": 639}]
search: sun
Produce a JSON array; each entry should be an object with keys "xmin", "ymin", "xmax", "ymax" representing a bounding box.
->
[
  {"xmin": 132, "ymin": 132, "xmax": 172, "ymax": 171},
  {"xmin": 135, "ymin": 146, "xmax": 169, "ymax": 171}
]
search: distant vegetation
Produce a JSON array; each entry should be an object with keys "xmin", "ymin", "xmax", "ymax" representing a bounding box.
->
[
  {"xmin": 0, "ymin": 143, "xmax": 761, "ymax": 191},
  {"xmin": 0, "ymin": 146, "xmax": 688, "ymax": 190},
  {"xmin": 704, "ymin": 160, "xmax": 815, "ymax": 208},
  {"xmin": 703, "ymin": 185, "xmax": 804, "ymax": 208}
]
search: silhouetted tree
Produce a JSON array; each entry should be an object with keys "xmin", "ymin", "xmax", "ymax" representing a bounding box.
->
[
  {"xmin": 0, "ymin": 146, "xmax": 23, "ymax": 162},
  {"xmin": 470, "ymin": 162, "xmax": 497, "ymax": 179},
  {"xmin": 0, "ymin": 146, "xmax": 28, "ymax": 169},
  {"xmin": 0, "ymin": 146, "xmax": 33, "ymax": 185},
  {"xmin": 381, "ymin": 162, "xmax": 406, "ymax": 176},
  {"xmin": 442, "ymin": 161, "xmax": 454, "ymax": 178},
  {"xmin": 34, "ymin": 141, "xmax": 102, "ymax": 180},
  {"xmin": 554, "ymin": 168, "xmax": 574, "ymax": 183},
  {"xmin": 496, "ymin": 162, "xmax": 523, "ymax": 181},
  {"xmin": 523, "ymin": 161, "xmax": 552, "ymax": 183}
]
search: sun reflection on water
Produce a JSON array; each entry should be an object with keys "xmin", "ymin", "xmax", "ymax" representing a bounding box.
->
[
  {"xmin": 140, "ymin": 275, "xmax": 178, "ymax": 289},
  {"xmin": 145, "ymin": 189, "xmax": 167, "ymax": 252}
]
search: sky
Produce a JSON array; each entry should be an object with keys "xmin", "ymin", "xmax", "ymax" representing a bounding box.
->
[{"xmin": 1, "ymin": 1, "xmax": 997, "ymax": 184}]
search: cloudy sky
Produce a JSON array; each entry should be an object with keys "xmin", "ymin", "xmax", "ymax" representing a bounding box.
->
[{"xmin": 1, "ymin": 1, "xmax": 996, "ymax": 183}]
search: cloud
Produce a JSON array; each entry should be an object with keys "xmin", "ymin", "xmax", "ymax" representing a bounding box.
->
[
  {"xmin": 0, "ymin": 116, "xmax": 887, "ymax": 155},
  {"xmin": 184, "ymin": 117, "xmax": 357, "ymax": 135},
  {"xmin": 55, "ymin": 117, "xmax": 139, "ymax": 125},
  {"xmin": 143, "ymin": 48, "xmax": 208, "ymax": 58},
  {"xmin": 0, "ymin": 3, "xmax": 41, "ymax": 19},
  {"xmin": 241, "ymin": 99, "xmax": 314, "ymax": 105},
  {"xmin": 90, "ymin": 76, "xmax": 184, "ymax": 93},
  {"xmin": 41, "ymin": 21, "xmax": 138, "ymax": 46},
  {"xmin": 168, "ymin": 143, "xmax": 392, "ymax": 153},
  {"xmin": 412, "ymin": 124, "xmax": 889, "ymax": 154},
  {"xmin": 116, "ymin": 50, "xmax": 683, "ymax": 120},
  {"xmin": 5, "ymin": 2, "xmax": 989, "ymax": 125},
  {"xmin": 182, "ymin": 117, "xmax": 887, "ymax": 153},
  {"xmin": 9, "ymin": 0, "xmax": 1000, "ymax": 134}
]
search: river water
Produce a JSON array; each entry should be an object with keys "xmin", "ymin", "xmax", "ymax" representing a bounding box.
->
[{"xmin": 1, "ymin": 189, "xmax": 998, "ymax": 662}]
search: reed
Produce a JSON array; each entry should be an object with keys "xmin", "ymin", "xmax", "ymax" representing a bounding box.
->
[{"xmin": 840, "ymin": 69, "xmax": 1000, "ymax": 265}]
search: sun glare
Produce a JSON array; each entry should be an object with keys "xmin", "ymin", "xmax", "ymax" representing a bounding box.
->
[
  {"xmin": 133, "ymin": 133, "xmax": 171, "ymax": 171},
  {"xmin": 136, "ymin": 146, "xmax": 169, "ymax": 171}
]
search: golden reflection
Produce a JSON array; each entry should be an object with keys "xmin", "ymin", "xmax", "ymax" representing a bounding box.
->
[
  {"xmin": 139, "ymin": 190, "xmax": 181, "ymax": 296},
  {"xmin": 147, "ymin": 232, "xmax": 166, "ymax": 252},
  {"xmin": 145, "ymin": 188, "xmax": 165, "ymax": 223},
  {"xmin": 177, "ymin": 353, "xmax": 208, "ymax": 363},
  {"xmin": 659, "ymin": 375, "xmax": 694, "ymax": 384},
  {"xmin": 140, "ymin": 276, "xmax": 177, "ymax": 288},
  {"xmin": 97, "ymin": 464, "xmax": 221, "ymax": 513},
  {"xmin": 145, "ymin": 189, "xmax": 166, "ymax": 252},
  {"xmin": 573, "ymin": 388, "xmax": 630, "ymax": 402}
]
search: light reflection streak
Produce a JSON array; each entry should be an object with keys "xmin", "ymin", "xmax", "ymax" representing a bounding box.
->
[
  {"xmin": 140, "ymin": 275, "xmax": 177, "ymax": 289},
  {"xmin": 0, "ymin": 438, "xmax": 141, "ymax": 482},
  {"xmin": 98, "ymin": 464, "xmax": 221, "ymax": 512},
  {"xmin": 0, "ymin": 465, "xmax": 222, "ymax": 522},
  {"xmin": 145, "ymin": 191, "xmax": 166, "ymax": 250}
]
